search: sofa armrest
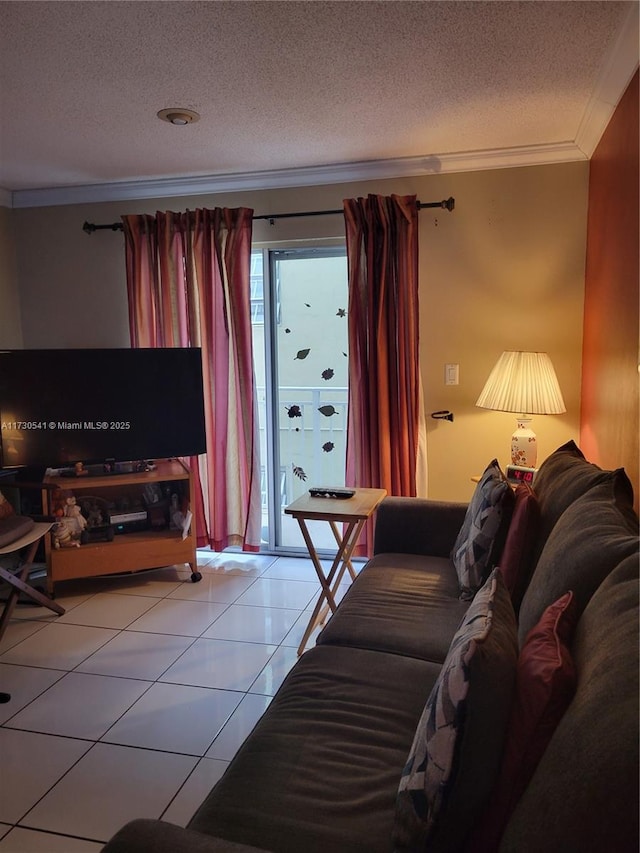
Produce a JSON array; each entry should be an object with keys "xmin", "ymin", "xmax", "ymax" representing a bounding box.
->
[
  {"xmin": 373, "ymin": 496, "xmax": 467, "ymax": 558},
  {"xmin": 101, "ymin": 819, "xmax": 271, "ymax": 853}
]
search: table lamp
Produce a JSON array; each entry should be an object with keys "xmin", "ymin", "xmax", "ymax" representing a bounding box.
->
[{"xmin": 475, "ymin": 351, "xmax": 566, "ymax": 468}]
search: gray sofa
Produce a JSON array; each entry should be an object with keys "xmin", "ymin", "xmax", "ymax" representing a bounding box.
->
[{"xmin": 102, "ymin": 442, "xmax": 639, "ymax": 853}]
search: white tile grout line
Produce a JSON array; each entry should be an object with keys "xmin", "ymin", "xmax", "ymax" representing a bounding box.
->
[{"xmin": 0, "ymin": 555, "xmax": 318, "ymax": 845}]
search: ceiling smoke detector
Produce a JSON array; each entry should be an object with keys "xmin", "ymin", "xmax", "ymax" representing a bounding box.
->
[{"xmin": 157, "ymin": 108, "xmax": 200, "ymax": 126}]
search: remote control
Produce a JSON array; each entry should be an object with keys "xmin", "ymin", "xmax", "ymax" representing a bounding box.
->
[{"xmin": 309, "ymin": 487, "xmax": 355, "ymax": 499}]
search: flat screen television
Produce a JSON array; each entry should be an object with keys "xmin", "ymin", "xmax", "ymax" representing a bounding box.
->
[{"xmin": 0, "ymin": 348, "xmax": 207, "ymax": 474}]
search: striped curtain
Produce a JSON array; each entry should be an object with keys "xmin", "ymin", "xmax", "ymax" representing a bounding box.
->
[
  {"xmin": 343, "ymin": 193, "xmax": 427, "ymax": 554},
  {"xmin": 122, "ymin": 208, "xmax": 262, "ymax": 552}
]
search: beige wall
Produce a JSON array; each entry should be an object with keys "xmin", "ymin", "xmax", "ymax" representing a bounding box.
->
[
  {"xmin": 419, "ymin": 164, "xmax": 588, "ymax": 499},
  {"xmin": 8, "ymin": 161, "xmax": 589, "ymax": 500},
  {"xmin": 0, "ymin": 206, "xmax": 23, "ymax": 347}
]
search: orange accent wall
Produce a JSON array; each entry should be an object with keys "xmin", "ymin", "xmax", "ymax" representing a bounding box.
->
[{"xmin": 581, "ymin": 70, "xmax": 639, "ymax": 509}]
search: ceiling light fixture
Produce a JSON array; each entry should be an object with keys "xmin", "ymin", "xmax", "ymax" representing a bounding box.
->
[{"xmin": 157, "ymin": 108, "xmax": 200, "ymax": 126}]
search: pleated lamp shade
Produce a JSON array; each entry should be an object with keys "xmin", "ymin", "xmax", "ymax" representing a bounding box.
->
[{"xmin": 476, "ymin": 351, "xmax": 566, "ymax": 467}]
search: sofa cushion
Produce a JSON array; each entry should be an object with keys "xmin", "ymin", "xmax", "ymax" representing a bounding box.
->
[
  {"xmin": 500, "ymin": 554, "xmax": 639, "ymax": 853},
  {"xmin": 317, "ymin": 554, "xmax": 469, "ymax": 663},
  {"xmin": 531, "ymin": 440, "xmax": 624, "ymax": 566},
  {"xmin": 518, "ymin": 472, "xmax": 638, "ymax": 645},
  {"xmin": 394, "ymin": 569, "xmax": 518, "ymax": 853},
  {"xmin": 188, "ymin": 644, "xmax": 442, "ymax": 853},
  {"xmin": 468, "ymin": 590, "xmax": 578, "ymax": 852},
  {"xmin": 373, "ymin": 496, "xmax": 469, "ymax": 559},
  {"xmin": 451, "ymin": 459, "xmax": 515, "ymax": 600},
  {"xmin": 102, "ymin": 819, "xmax": 271, "ymax": 853},
  {"xmin": 498, "ymin": 483, "xmax": 540, "ymax": 613}
]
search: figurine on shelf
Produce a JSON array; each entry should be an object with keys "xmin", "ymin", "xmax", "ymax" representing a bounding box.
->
[
  {"xmin": 63, "ymin": 495, "xmax": 88, "ymax": 543},
  {"xmin": 49, "ymin": 494, "xmax": 87, "ymax": 547},
  {"xmin": 169, "ymin": 493, "xmax": 185, "ymax": 531},
  {"xmin": 85, "ymin": 502, "xmax": 104, "ymax": 527},
  {"xmin": 78, "ymin": 495, "xmax": 115, "ymax": 543},
  {"xmin": 50, "ymin": 487, "xmax": 68, "ymax": 520},
  {"xmin": 52, "ymin": 519, "xmax": 80, "ymax": 549}
]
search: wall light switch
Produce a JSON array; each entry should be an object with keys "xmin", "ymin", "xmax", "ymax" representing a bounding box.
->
[{"xmin": 445, "ymin": 363, "xmax": 459, "ymax": 385}]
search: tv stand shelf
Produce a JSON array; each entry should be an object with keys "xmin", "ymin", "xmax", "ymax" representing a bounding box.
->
[{"xmin": 42, "ymin": 459, "xmax": 201, "ymax": 594}]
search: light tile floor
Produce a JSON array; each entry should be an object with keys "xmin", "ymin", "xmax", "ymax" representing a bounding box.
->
[{"xmin": 0, "ymin": 550, "xmax": 348, "ymax": 852}]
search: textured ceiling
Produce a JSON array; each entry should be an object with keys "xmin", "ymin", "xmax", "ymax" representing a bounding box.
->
[{"xmin": 0, "ymin": 0, "xmax": 637, "ymax": 202}]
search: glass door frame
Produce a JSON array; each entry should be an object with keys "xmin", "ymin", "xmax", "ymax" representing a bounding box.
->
[{"xmin": 258, "ymin": 244, "xmax": 348, "ymax": 554}]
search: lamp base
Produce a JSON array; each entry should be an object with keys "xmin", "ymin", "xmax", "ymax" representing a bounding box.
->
[{"xmin": 511, "ymin": 417, "xmax": 537, "ymax": 467}]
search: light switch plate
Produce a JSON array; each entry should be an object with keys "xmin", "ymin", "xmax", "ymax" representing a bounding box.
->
[{"xmin": 445, "ymin": 363, "xmax": 459, "ymax": 385}]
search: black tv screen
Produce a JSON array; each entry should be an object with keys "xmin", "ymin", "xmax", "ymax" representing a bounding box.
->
[{"xmin": 0, "ymin": 348, "xmax": 207, "ymax": 471}]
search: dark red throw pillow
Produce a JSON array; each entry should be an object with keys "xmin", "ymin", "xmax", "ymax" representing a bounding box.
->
[
  {"xmin": 467, "ymin": 590, "xmax": 578, "ymax": 852},
  {"xmin": 498, "ymin": 483, "xmax": 540, "ymax": 612}
]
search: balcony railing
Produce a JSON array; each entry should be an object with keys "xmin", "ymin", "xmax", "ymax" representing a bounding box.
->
[{"xmin": 256, "ymin": 385, "xmax": 347, "ymax": 509}]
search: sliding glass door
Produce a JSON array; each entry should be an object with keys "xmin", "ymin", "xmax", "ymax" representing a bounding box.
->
[{"xmin": 250, "ymin": 247, "xmax": 348, "ymax": 551}]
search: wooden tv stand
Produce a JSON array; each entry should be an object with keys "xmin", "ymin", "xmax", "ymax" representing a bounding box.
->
[{"xmin": 42, "ymin": 459, "xmax": 201, "ymax": 594}]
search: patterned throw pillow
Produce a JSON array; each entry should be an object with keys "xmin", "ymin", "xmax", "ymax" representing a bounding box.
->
[
  {"xmin": 452, "ymin": 459, "xmax": 514, "ymax": 600},
  {"xmin": 394, "ymin": 569, "xmax": 518, "ymax": 853},
  {"xmin": 467, "ymin": 591, "xmax": 578, "ymax": 852}
]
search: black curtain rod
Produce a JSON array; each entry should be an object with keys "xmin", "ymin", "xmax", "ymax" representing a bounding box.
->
[{"xmin": 81, "ymin": 197, "xmax": 455, "ymax": 234}]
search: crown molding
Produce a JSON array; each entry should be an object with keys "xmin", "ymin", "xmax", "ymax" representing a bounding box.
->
[
  {"xmin": 8, "ymin": 142, "xmax": 587, "ymax": 209},
  {"xmin": 4, "ymin": 5, "xmax": 636, "ymax": 211},
  {"xmin": 575, "ymin": 2, "xmax": 639, "ymax": 157}
]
